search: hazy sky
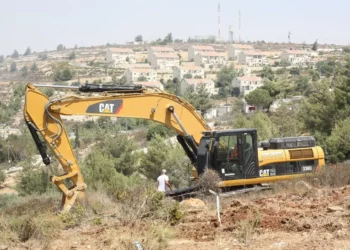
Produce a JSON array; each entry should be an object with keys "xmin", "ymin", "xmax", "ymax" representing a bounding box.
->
[{"xmin": 1, "ymin": 0, "xmax": 349, "ymax": 55}]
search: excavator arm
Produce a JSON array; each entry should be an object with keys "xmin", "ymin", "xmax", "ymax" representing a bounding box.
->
[{"xmin": 24, "ymin": 83, "xmax": 210, "ymax": 211}]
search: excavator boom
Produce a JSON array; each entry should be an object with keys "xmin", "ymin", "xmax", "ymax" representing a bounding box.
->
[{"xmin": 24, "ymin": 83, "xmax": 210, "ymax": 211}]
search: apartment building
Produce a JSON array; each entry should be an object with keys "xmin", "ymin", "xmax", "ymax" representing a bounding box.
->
[
  {"xmin": 232, "ymin": 76, "xmax": 263, "ymax": 96},
  {"xmin": 180, "ymin": 78, "xmax": 218, "ymax": 95},
  {"xmin": 228, "ymin": 44, "xmax": 254, "ymax": 60},
  {"xmin": 106, "ymin": 48, "xmax": 136, "ymax": 64},
  {"xmin": 280, "ymin": 50, "xmax": 311, "ymax": 66},
  {"xmin": 125, "ymin": 68, "xmax": 157, "ymax": 83},
  {"xmin": 173, "ymin": 65, "xmax": 204, "ymax": 79},
  {"xmin": 188, "ymin": 45, "xmax": 215, "ymax": 61},
  {"xmin": 238, "ymin": 51, "xmax": 268, "ymax": 67},
  {"xmin": 194, "ymin": 52, "xmax": 226, "ymax": 69},
  {"xmin": 151, "ymin": 53, "xmax": 180, "ymax": 70},
  {"xmin": 233, "ymin": 65, "xmax": 251, "ymax": 76},
  {"xmin": 147, "ymin": 46, "xmax": 175, "ymax": 63}
]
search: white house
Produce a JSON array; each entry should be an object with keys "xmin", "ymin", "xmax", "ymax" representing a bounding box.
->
[
  {"xmin": 228, "ymin": 44, "xmax": 254, "ymax": 60},
  {"xmin": 147, "ymin": 46, "xmax": 175, "ymax": 63},
  {"xmin": 133, "ymin": 81, "xmax": 164, "ymax": 91},
  {"xmin": 232, "ymin": 76, "xmax": 263, "ymax": 96},
  {"xmin": 151, "ymin": 53, "xmax": 180, "ymax": 70},
  {"xmin": 200, "ymin": 108, "xmax": 218, "ymax": 120},
  {"xmin": 173, "ymin": 65, "xmax": 204, "ymax": 80},
  {"xmin": 233, "ymin": 65, "xmax": 251, "ymax": 76},
  {"xmin": 180, "ymin": 78, "xmax": 218, "ymax": 96},
  {"xmin": 188, "ymin": 45, "xmax": 215, "ymax": 61},
  {"xmin": 125, "ymin": 68, "xmax": 157, "ymax": 83},
  {"xmin": 238, "ymin": 51, "xmax": 268, "ymax": 67},
  {"xmin": 216, "ymin": 104, "xmax": 233, "ymax": 116},
  {"xmin": 280, "ymin": 50, "xmax": 311, "ymax": 66},
  {"xmin": 106, "ymin": 48, "xmax": 136, "ymax": 64},
  {"xmin": 194, "ymin": 52, "xmax": 226, "ymax": 69},
  {"xmin": 242, "ymin": 99, "xmax": 261, "ymax": 114}
]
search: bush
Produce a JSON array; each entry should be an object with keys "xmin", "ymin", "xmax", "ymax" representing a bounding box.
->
[
  {"xmin": 146, "ymin": 123, "xmax": 175, "ymax": 141},
  {"xmin": 308, "ymin": 163, "xmax": 350, "ymax": 187},
  {"xmin": 54, "ymin": 67, "xmax": 73, "ymax": 81},
  {"xmin": 0, "ymin": 170, "xmax": 5, "ymax": 185},
  {"xmin": 197, "ymin": 168, "xmax": 221, "ymax": 194},
  {"xmin": 17, "ymin": 168, "xmax": 53, "ymax": 196}
]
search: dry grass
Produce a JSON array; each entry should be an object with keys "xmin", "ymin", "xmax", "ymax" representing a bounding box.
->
[
  {"xmin": 197, "ymin": 168, "xmax": 222, "ymax": 194},
  {"xmin": 235, "ymin": 209, "xmax": 261, "ymax": 244},
  {"xmin": 0, "ymin": 192, "xmax": 63, "ymax": 248}
]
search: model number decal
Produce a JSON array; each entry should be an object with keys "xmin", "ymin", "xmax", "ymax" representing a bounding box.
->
[{"xmin": 302, "ymin": 166, "xmax": 313, "ymax": 171}]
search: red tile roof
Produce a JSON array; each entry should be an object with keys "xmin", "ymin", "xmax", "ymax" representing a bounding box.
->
[
  {"xmin": 153, "ymin": 53, "xmax": 179, "ymax": 59},
  {"xmin": 109, "ymin": 48, "xmax": 134, "ymax": 53},
  {"xmin": 231, "ymin": 44, "xmax": 254, "ymax": 50},
  {"xmin": 242, "ymin": 50, "xmax": 267, "ymax": 56},
  {"xmin": 190, "ymin": 45, "xmax": 215, "ymax": 50},
  {"xmin": 129, "ymin": 68, "xmax": 154, "ymax": 73},
  {"xmin": 150, "ymin": 47, "xmax": 175, "ymax": 52},
  {"xmin": 237, "ymin": 76, "xmax": 262, "ymax": 82},
  {"xmin": 185, "ymin": 78, "xmax": 214, "ymax": 85},
  {"xmin": 177, "ymin": 65, "xmax": 203, "ymax": 71},
  {"xmin": 198, "ymin": 52, "xmax": 226, "ymax": 57}
]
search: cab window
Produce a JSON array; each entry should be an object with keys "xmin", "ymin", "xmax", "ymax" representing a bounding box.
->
[{"xmin": 217, "ymin": 135, "xmax": 238, "ymax": 161}]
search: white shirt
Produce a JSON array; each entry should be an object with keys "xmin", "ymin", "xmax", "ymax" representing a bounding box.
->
[{"xmin": 157, "ymin": 174, "xmax": 169, "ymax": 192}]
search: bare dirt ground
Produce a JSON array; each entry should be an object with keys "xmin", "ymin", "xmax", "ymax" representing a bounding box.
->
[{"xmin": 6, "ymin": 183, "xmax": 350, "ymax": 250}]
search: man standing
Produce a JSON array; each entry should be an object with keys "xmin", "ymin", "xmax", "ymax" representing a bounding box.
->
[{"xmin": 157, "ymin": 169, "xmax": 172, "ymax": 192}]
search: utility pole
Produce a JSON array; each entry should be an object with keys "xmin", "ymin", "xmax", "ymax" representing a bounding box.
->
[{"xmin": 288, "ymin": 32, "xmax": 291, "ymax": 43}]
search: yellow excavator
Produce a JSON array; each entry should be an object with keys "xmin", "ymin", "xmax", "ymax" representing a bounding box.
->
[{"xmin": 24, "ymin": 83, "xmax": 325, "ymax": 211}]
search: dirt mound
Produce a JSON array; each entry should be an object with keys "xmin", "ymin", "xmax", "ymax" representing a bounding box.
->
[{"xmin": 181, "ymin": 198, "xmax": 207, "ymax": 210}]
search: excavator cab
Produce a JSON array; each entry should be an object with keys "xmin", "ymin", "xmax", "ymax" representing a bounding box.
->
[{"xmin": 197, "ymin": 129, "xmax": 259, "ymax": 181}]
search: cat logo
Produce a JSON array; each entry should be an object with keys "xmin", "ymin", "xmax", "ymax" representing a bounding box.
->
[
  {"xmin": 99, "ymin": 103, "xmax": 115, "ymax": 113},
  {"xmin": 86, "ymin": 100, "xmax": 123, "ymax": 114},
  {"xmin": 259, "ymin": 169, "xmax": 270, "ymax": 177}
]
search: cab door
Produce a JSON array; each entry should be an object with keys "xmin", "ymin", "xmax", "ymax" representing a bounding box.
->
[
  {"xmin": 214, "ymin": 133, "xmax": 244, "ymax": 180},
  {"xmin": 241, "ymin": 132, "xmax": 259, "ymax": 178}
]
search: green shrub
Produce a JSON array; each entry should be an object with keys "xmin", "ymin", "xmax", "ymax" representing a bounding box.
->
[
  {"xmin": 17, "ymin": 168, "xmax": 53, "ymax": 196},
  {"xmin": 0, "ymin": 170, "xmax": 5, "ymax": 184}
]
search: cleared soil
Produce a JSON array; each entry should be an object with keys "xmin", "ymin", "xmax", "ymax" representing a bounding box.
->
[{"xmin": 5, "ymin": 183, "xmax": 350, "ymax": 250}]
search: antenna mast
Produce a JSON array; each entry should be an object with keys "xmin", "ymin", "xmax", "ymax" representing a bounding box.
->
[
  {"xmin": 239, "ymin": 10, "xmax": 241, "ymax": 43},
  {"xmin": 218, "ymin": 2, "xmax": 221, "ymax": 39}
]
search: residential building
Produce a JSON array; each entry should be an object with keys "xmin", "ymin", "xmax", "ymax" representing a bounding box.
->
[
  {"xmin": 151, "ymin": 53, "xmax": 180, "ymax": 70},
  {"xmin": 228, "ymin": 44, "xmax": 254, "ymax": 60},
  {"xmin": 180, "ymin": 78, "xmax": 218, "ymax": 95},
  {"xmin": 157, "ymin": 69, "xmax": 174, "ymax": 82},
  {"xmin": 242, "ymin": 99, "xmax": 261, "ymax": 114},
  {"xmin": 269, "ymin": 96, "xmax": 303, "ymax": 112},
  {"xmin": 232, "ymin": 76, "xmax": 263, "ymax": 96},
  {"xmin": 280, "ymin": 50, "xmax": 311, "ymax": 66},
  {"xmin": 147, "ymin": 46, "xmax": 175, "ymax": 63},
  {"xmin": 133, "ymin": 81, "xmax": 164, "ymax": 91},
  {"xmin": 238, "ymin": 51, "xmax": 268, "ymax": 67},
  {"xmin": 173, "ymin": 65, "xmax": 204, "ymax": 80},
  {"xmin": 216, "ymin": 104, "xmax": 233, "ymax": 116},
  {"xmin": 188, "ymin": 45, "xmax": 215, "ymax": 61},
  {"xmin": 125, "ymin": 68, "xmax": 157, "ymax": 83},
  {"xmin": 194, "ymin": 52, "xmax": 226, "ymax": 69},
  {"xmin": 106, "ymin": 48, "xmax": 136, "ymax": 64},
  {"xmin": 233, "ymin": 65, "xmax": 251, "ymax": 76},
  {"xmin": 200, "ymin": 108, "xmax": 218, "ymax": 120}
]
